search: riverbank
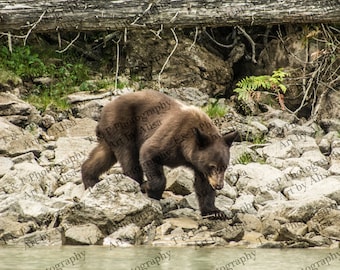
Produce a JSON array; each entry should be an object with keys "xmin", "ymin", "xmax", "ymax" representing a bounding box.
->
[{"xmin": 0, "ymin": 85, "xmax": 339, "ymax": 250}]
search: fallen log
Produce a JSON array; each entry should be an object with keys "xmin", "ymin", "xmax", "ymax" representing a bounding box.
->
[{"xmin": 0, "ymin": 0, "xmax": 339, "ymax": 33}]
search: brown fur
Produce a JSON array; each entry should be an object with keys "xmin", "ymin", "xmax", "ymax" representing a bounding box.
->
[{"xmin": 82, "ymin": 90, "xmax": 238, "ymax": 219}]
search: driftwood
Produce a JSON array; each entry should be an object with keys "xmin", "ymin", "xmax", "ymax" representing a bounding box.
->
[{"xmin": 0, "ymin": 0, "xmax": 340, "ymax": 33}]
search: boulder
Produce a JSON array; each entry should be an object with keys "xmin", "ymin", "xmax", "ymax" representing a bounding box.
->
[
  {"xmin": 329, "ymin": 161, "xmax": 340, "ymax": 175},
  {"xmin": 103, "ymin": 224, "xmax": 141, "ymax": 247},
  {"xmin": 276, "ymin": 222, "xmax": 308, "ymax": 241},
  {"xmin": 258, "ymin": 197, "xmax": 337, "ymax": 223},
  {"xmin": 229, "ymin": 163, "xmax": 285, "ymax": 194},
  {"xmin": 47, "ymin": 118, "xmax": 97, "ymax": 139},
  {"xmin": 54, "ymin": 137, "xmax": 93, "ymax": 170},
  {"xmin": 231, "ymin": 194, "xmax": 256, "ymax": 214},
  {"xmin": 14, "ymin": 228, "xmax": 62, "ymax": 248},
  {"xmin": 0, "ymin": 157, "xmax": 13, "ymax": 177},
  {"xmin": 60, "ymin": 174, "xmax": 162, "ymax": 235},
  {"xmin": 0, "ymin": 92, "xmax": 40, "ymax": 126},
  {"xmin": 0, "ymin": 118, "xmax": 42, "ymax": 156},
  {"xmin": 284, "ymin": 176, "xmax": 340, "ymax": 203},
  {"xmin": 166, "ymin": 168, "xmax": 194, "ymax": 196},
  {"xmin": 164, "ymin": 217, "xmax": 199, "ymax": 230},
  {"xmin": 64, "ymin": 224, "xmax": 103, "ymax": 245},
  {"xmin": 300, "ymin": 150, "xmax": 328, "ymax": 168},
  {"xmin": 259, "ymin": 139, "xmax": 300, "ymax": 159}
]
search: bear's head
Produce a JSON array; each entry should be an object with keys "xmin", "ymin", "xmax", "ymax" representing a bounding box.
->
[{"xmin": 191, "ymin": 129, "xmax": 239, "ymax": 190}]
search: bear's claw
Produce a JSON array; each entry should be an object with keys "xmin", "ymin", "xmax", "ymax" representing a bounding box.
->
[{"xmin": 202, "ymin": 210, "xmax": 228, "ymax": 220}]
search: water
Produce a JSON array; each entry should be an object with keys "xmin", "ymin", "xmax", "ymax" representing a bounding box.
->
[{"xmin": 0, "ymin": 246, "xmax": 340, "ymax": 270}]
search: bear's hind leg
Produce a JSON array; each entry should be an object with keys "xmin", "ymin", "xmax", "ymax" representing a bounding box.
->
[
  {"xmin": 116, "ymin": 146, "xmax": 144, "ymax": 186},
  {"xmin": 194, "ymin": 172, "xmax": 227, "ymax": 220},
  {"xmin": 81, "ymin": 142, "xmax": 117, "ymax": 189}
]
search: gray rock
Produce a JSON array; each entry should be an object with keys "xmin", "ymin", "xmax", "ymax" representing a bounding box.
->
[
  {"xmin": 47, "ymin": 118, "xmax": 97, "ymax": 139},
  {"xmin": 0, "ymin": 118, "xmax": 42, "ymax": 156},
  {"xmin": 162, "ymin": 88, "xmax": 209, "ymax": 107},
  {"xmin": 155, "ymin": 222, "xmax": 172, "ymax": 238},
  {"xmin": 64, "ymin": 224, "xmax": 103, "ymax": 245},
  {"xmin": 165, "ymin": 217, "xmax": 199, "ymax": 230},
  {"xmin": 238, "ymin": 214, "xmax": 262, "ymax": 232},
  {"xmin": 261, "ymin": 217, "xmax": 281, "ymax": 236},
  {"xmin": 258, "ymin": 197, "xmax": 337, "ymax": 222},
  {"xmin": 284, "ymin": 176, "xmax": 340, "ymax": 203},
  {"xmin": 229, "ymin": 144, "xmax": 259, "ymax": 165},
  {"xmin": 61, "ymin": 175, "xmax": 162, "ymax": 234},
  {"xmin": 300, "ymin": 150, "xmax": 329, "ymax": 168},
  {"xmin": 214, "ymin": 225, "xmax": 244, "ymax": 242},
  {"xmin": 11, "ymin": 152, "xmax": 36, "ymax": 164},
  {"xmin": 160, "ymin": 196, "xmax": 182, "ymax": 214},
  {"xmin": 255, "ymin": 190, "xmax": 286, "ymax": 205},
  {"xmin": 54, "ymin": 137, "xmax": 93, "ymax": 169},
  {"xmin": 276, "ymin": 222, "xmax": 308, "ymax": 241},
  {"xmin": 318, "ymin": 131, "xmax": 339, "ymax": 154},
  {"xmin": 217, "ymin": 183, "xmax": 238, "ymax": 200},
  {"xmin": 215, "ymin": 195, "xmax": 234, "ymax": 214},
  {"xmin": 166, "ymin": 168, "xmax": 194, "ymax": 196},
  {"xmin": 320, "ymin": 118, "xmax": 340, "ymax": 133},
  {"xmin": 331, "ymin": 148, "xmax": 340, "ymax": 160},
  {"xmin": 291, "ymin": 134, "xmax": 319, "ymax": 152},
  {"xmin": 0, "ymin": 160, "xmax": 57, "ymax": 196},
  {"xmin": 267, "ymin": 119, "xmax": 290, "ymax": 137},
  {"xmin": 181, "ymin": 193, "xmax": 199, "ymax": 211},
  {"xmin": 0, "ymin": 157, "xmax": 13, "ymax": 177},
  {"xmin": 41, "ymin": 115, "xmax": 56, "ymax": 130},
  {"xmin": 332, "ymin": 138, "xmax": 340, "ymax": 148},
  {"xmin": 286, "ymin": 125, "xmax": 316, "ymax": 137},
  {"xmin": 67, "ymin": 91, "xmax": 112, "ymax": 104},
  {"xmin": 231, "ymin": 194, "xmax": 256, "ymax": 214},
  {"xmin": 18, "ymin": 198, "xmax": 60, "ymax": 220},
  {"xmin": 73, "ymin": 99, "xmax": 108, "ymax": 121},
  {"xmin": 13, "ymin": 228, "xmax": 62, "ymax": 248},
  {"xmin": 309, "ymin": 208, "xmax": 340, "ymax": 239},
  {"xmin": 104, "ymin": 224, "xmax": 141, "ymax": 247},
  {"xmin": 0, "ymin": 216, "xmax": 37, "ymax": 244},
  {"xmin": 329, "ymin": 161, "xmax": 340, "ymax": 175},
  {"xmin": 165, "ymin": 208, "xmax": 200, "ymax": 219},
  {"xmin": 259, "ymin": 138, "xmax": 300, "ymax": 159},
  {"xmin": 230, "ymin": 163, "xmax": 284, "ymax": 193},
  {"xmin": 0, "ymin": 92, "xmax": 40, "ymax": 126},
  {"xmin": 250, "ymin": 120, "xmax": 268, "ymax": 134}
]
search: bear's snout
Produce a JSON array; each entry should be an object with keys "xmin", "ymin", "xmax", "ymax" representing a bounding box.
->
[{"xmin": 208, "ymin": 175, "xmax": 224, "ymax": 190}]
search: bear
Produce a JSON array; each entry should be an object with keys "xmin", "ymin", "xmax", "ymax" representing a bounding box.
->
[{"xmin": 81, "ymin": 90, "xmax": 238, "ymax": 219}]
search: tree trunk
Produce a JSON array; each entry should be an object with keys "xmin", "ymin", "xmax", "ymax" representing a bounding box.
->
[{"xmin": 0, "ymin": 0, "xmax": 339, "ymax": 33}]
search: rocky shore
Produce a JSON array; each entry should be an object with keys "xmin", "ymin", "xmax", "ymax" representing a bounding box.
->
[{"xmin": 0, "ymin": 87, "xmax": 340, "ymax": 250}]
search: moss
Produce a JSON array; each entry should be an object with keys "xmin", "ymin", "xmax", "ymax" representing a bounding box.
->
[{"xmin": 0, "ymin": 68, "xmax": 22, "ymax": 86}]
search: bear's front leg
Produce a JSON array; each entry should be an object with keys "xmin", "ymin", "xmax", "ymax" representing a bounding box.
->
[
  {"xmin": 194, "ymin": 172, "xmax": 227, "ymax": 220},
  {"xmin": 140, "ymin": 153, "xmax": 166, "ymax": 200}
]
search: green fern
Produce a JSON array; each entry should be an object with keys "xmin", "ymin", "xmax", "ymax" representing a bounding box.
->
[{"xmin": 234, "ymin": 69, "xmax": 288, "ymax": 105}]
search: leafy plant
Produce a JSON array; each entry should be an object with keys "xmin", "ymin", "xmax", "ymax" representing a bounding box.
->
[
  {"xmin": 234, "ymin": 68, "xmax": 289, "ymax": 110},
  {"xmin": 0, "ymin": 45, "xmax": 91, "ymax": 111},
  {"xmin": 0, "ymin": 46, "xmax": 46, "ymax": 79},
  {"xmin": 236, "ymin": 152, "xmax": 254, "ymax": 165},
  {"xmin": 204, "ymin": 100, "xmax": 228, "ymax": 118}
]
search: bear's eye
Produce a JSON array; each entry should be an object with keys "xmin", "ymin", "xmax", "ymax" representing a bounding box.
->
[{"xmin": 209, "ymin": 164, "xmax": 217, "ymax": 171}]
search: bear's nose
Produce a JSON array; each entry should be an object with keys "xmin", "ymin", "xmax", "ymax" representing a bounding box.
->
[{"xmin": 215, "ymin": 184, "xmax": 223, "ymax": 190}]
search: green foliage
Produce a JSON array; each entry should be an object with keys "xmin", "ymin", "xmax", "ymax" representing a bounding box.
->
[
  {"xmin": 234, "ymin": 69, "xmax": 289, "ymax": 102},
  {"xmin": 204, "ymin": 100, "xmax": 228, "ymax": 118},
  {"xmin": 236, "ymin": 152, "xmax": 254, "ymax": 165},
  {"xmin": 252, "ymin": 134, "xmax": 266, "ymax": 144},
  {"xmin": 0, "ymin": 46, "xmax": 46, "ymax": 79},
  {"xmin": 0, "ymin": 45, "xmax": 90, "ymax": 111}
]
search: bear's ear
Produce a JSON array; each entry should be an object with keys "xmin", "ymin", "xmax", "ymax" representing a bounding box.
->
[
  {"xmin": 223, "ymin": 131, "xmax": 240, "ymax": 147},
  {"xmin": 193, "ymin": 128, "xmax": 210, "ymax": 148}
]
